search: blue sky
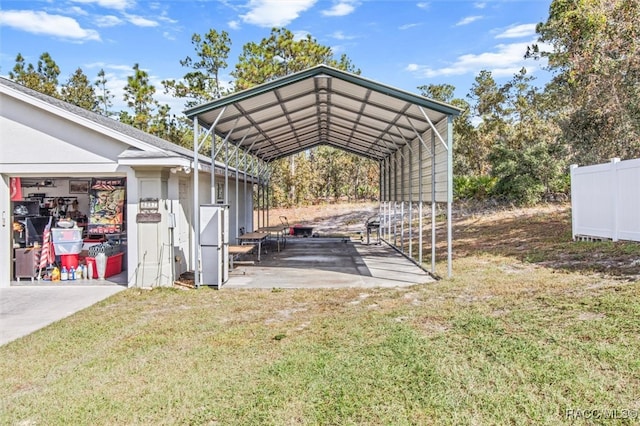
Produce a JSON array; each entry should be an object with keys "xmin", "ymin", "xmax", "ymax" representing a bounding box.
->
[{"xmin": 0, "ymin": 0, "xmax": 553, "ymax": 114}]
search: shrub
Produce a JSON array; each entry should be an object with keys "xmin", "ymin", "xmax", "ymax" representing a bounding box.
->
[{"xmin": 453, "ymin": 175, "xmax": 497, "ymax": 200}]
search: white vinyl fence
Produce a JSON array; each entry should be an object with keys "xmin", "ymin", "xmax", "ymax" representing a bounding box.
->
[{"xmin": 570, "ymin": 158, "xmax": 640, "ymax": 242}]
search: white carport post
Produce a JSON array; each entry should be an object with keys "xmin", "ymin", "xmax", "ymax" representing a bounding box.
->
[
  {"xmin": 235, "ymin": 135, "xmax": 253, "ymax": 236},
  {"xmin": 389, "ymin": 134, "xmax": 409, "ymax": 253},
  {"xmin": 216, "ymin": 118, "xmax": 240, "ymax": 205},
  {"xmin": 407, "ymin": 117, "xmax": 429, "ymax": 269},
  {"xmin": 447, "ymin": 116, "xmax": 453, "ymax": 278},
  {"xmin": 431, "ymin": 132, "xmax": 437, "ymax": 274},
  {"xmin": 408, "ymin": 115, "xmax": 439, "ymax": 273},
  {"xmin": 419, "ymin": 106, "xmax": 453, "ymax": 278},
  {"xmin": 394, "ymin": 128, "xmax": 415, "ymax": 258},
  {"xmin": 418, "ymin": 135, "xmax": 423, "ymax": 265},
  {"xmin": 193, "ymin": 116, "xmax": 199, "ymax": 287},
  {"xmin": 408, "ymin": 142, "xmax": 413, "ymax": 258}
]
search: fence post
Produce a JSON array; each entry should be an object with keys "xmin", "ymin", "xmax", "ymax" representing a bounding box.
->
[
  {"xmin": 570, "ymin": 164, "xmax": 578, "ymax": 240},
  {"xmin": 611, "ymin": 158, "xmax": 620, "ymax": 242}
]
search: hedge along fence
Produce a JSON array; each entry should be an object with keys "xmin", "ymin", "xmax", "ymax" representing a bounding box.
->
[{"xmin": 570, "ymin": 158, "xmax": 640, "ymax": 242}]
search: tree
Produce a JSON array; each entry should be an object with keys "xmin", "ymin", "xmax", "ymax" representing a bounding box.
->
[
  {"xmin": 61, "ymin": 68, "xmax": 98, "ymax": 111},
  {"xmin": 531, "ymin": 0, "xmax": 640, "ymax": 164},
  {"xmin": 121, "ymin": 63, "xmax": 157, "ymax": 131},
  {"xmin": 9, "ymin": 52, "xmax": 60, "ymax": 97},
  {"xmin": 487, "ymin": 69, "xmax": 565, "ymax": 205},
  {"xmin": 163, "ymin": 29, "xmax": 232, "ymax": 109},
  {"xmin": 232, "ymin": 27, "xmax": 358, "ymax": 90},
  {"xmin": 95, "ymin": 69, "xmax": 114, "ymax": 117},
  {"xmin": 465, "ymin": 71, "xmax": 509, "ymax": 176}
]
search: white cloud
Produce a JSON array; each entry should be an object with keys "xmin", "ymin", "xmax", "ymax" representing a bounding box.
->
[
  {"xmin": 331, "ymin": 44, "xmax": 346, "ymax": 54},
  {"xmin": 474, "ymin": 2, "xmax": 486, "ymax": 9},
  {"xmin": 0, "ymin": 10, "xmax": 101, "ymax": 42},
  {"xmin": 322, "ymin": 1, "xmax": 357, "ymax": 17},
  {"xmin": 124, "ymin": 14, "xmax": 158, "ymax": 27},
  {"xmin": 399, "ymin": 23, "xmax": 421, "ymax": 30},
  {"xmin": 228, "ymin": 20, "xmax": 241, "ymax": 30},
  {"xmin": 292, "ymin": 30, "xmax": 310, "ymax": 41},
  {"xmin": 86, "ymin": 62, "xmax": 132, "ymax": 72},
  {"xmin": 70, "ymin": 0, "xmax": 134, "ymax": 11},
  {"xmin": 240, "ymin": 0, "xmax": 316, "ymax": 27},
  {"xmin": 417, "ymin": 2, "xmax": 430, "ymax": 10},
  {"xmin": 157, "ymin": 12, "xmax": 178, "ymax": 25},
  {"xmin": 496, "ymin": 23, "xmax": 537, "ymax": 39},
  {"xmin": 65, "ymin": 6, "xmax": 89, "ymax": 16},
  {"xmin": 95, "ymin": 15, "xmax": 122, "ymax": 27},
  {"xmin": 331, "ymin": 30, "xmax": 357, "ymax": 40},
  {"xmin": 406, "ymin": 39, "xmax": 549, "ymax": 79},
  {"xmin": 455, "ymin": 15, "xmax": 482, "ymax": 26}
]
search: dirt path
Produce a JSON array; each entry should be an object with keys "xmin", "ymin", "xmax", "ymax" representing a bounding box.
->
[{"xmin": 256, "ymin": 202, "xmax": 379, "ymax": 236}]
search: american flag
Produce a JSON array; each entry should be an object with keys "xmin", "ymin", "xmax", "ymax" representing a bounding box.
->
[{"xmin": 38, "ymin": 216, "xmax": 54, "ymax": 276}]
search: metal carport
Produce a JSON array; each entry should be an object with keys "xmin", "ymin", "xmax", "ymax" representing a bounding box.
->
[{"xmin": 184, "ymin": 64, "xmax": 461, "ymax": 287}]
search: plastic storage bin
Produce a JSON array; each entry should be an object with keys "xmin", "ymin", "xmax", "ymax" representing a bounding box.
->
[
  {"xmin": 52, "ymin": 228, "xmax": 83, "ymax": 242},
  {"xmin": 85, "ymin": 252, "xmax": 124, "ymax": 278},
  {"xmin": 53, "ymin": 241, "xmax": 83, "ymax": 254}
]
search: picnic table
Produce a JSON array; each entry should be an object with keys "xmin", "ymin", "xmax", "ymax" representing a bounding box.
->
[
  {"xmin": 236, "ymin": 232, "xmax": 269, "ymax": 262},
  {"xmin": 228, "ymin": 244, "xmax": 255, "ymax": 268},
  {"xmin": 256, "ymin": 225, "xmax": 288, "ymax": 251}
]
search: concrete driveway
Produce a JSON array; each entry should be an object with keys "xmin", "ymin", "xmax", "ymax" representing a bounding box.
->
[{"xmin": 0, "ymin": 285, "xmax": 125, "ymax": 346}]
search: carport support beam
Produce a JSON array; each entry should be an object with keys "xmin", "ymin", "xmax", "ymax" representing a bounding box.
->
[
  {"xmin": 431, "ymin": 131, "xmax": 436, "ymax": 274},
  {"xmin": 418, "ymin": 133, "xmax": 423, "ymax": 265},
  {"xmin": 447, "ymin": 116, "xmax": 453, "ymax": 278}
]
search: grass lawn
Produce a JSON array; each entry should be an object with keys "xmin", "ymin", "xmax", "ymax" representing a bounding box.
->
[{"xmin": 1, "ymin": 203, "xmax": 639, "ymax": 425}]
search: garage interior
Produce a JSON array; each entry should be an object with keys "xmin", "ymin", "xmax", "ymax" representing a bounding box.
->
[{"xmin": 11, "ymin": 176, "xmax": 127, "ymax": 283}]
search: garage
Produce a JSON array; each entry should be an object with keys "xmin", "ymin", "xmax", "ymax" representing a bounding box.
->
[
  {"xmin": 0, "ymin": 77, "xmax": 255, "ymax": 288},
  {"xmin": 11, "ymin": 176, "xmax": 126, "ymax": 282}
]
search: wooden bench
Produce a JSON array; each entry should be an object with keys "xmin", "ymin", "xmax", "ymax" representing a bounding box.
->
[{"xmin": 228, "ymin": 244, "xmax": 255, "ymax": 268}]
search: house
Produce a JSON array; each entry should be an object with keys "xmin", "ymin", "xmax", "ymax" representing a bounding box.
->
[{"xmin": 0, "ymin": 77, "xmax": 255, "ymax": 288}]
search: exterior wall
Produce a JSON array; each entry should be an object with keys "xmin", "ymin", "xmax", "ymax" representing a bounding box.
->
[
  {"xmin": 383, "ymin": 116, "xmax": 450, "ymax": 204},
  {"xmin": 133, "ymin": 169, "xmax": 173, "ymax": 287},
  {"xmin": 1, "ymin": 94, "xmax": 135, "ymax": 174}
]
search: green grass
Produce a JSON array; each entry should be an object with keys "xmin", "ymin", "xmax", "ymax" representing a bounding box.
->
[{"xmin": 1, "ymin": 205, "xmax": 639, "ymax": 425}]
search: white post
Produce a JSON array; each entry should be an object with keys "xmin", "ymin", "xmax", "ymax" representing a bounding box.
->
[
  {"xmin": 418, "ymin": 134, "xmax": 423, "ymax": 265},
  {"xmin": 431, "ymin": 131, "xmax": 436, "ymax": 274},
  {"xmin": 570, "ymin": 164, "xmax": 578, "ymax": 240},
  {"xmin": 611, "ymin": 157, "xmax": 620, "ymax": 242},
  {"xmin": 193, "ymin": 117, "xmax": 200, "ymax": 289},
  {"xmin": 400, "ymin": 201, "xmax": 404, "ymax": 252},
  {"xmin": 447, "ymin": 116, "xmax": 454, "ymax": 278}
]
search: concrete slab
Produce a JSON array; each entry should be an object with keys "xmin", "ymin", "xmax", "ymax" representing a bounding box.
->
[
  {"xmin": 224, "ymin": 237, "xmax": 434, "ymax": 289},
  {"xmin": 0, "ymin": 283, "xmax": 125, "ymax": 346}
]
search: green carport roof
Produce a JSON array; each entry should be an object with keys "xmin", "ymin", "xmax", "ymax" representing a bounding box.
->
[{"xmin": 184, "ymin": 64, "xmax": 461, "ymax": 163}]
